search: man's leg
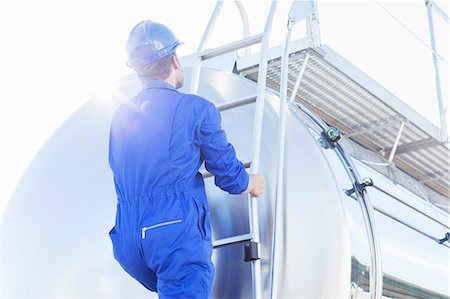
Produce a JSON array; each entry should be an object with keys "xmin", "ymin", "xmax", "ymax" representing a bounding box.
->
[{"xmin": 140, "ymin": 193, "xmax": 214, "ymax": 299}]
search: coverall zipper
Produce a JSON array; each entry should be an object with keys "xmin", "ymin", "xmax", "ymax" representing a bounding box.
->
[{"xmin": 141, "ymin": 219, "xmax": 183, "ymax": 239}]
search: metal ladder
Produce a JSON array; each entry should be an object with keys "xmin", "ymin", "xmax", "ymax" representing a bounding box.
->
[{"xmin": 189, "ymin": 1, "xmax": 278, "ymax": 298}]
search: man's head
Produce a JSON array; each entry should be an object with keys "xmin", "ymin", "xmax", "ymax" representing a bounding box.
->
[{"xmin": 127, "ymin": 20, "xmax": 184, "ymax": 88}]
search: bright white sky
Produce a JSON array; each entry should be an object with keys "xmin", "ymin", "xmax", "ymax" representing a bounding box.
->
[{"xmin": 0, "ymin": 0, "xmax": 448, "ymax": 216}]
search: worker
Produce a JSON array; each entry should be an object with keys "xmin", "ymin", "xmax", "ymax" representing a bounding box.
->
[{"xmin": 108, "ymin": 20, "xmax": 264, "ymax": 298}]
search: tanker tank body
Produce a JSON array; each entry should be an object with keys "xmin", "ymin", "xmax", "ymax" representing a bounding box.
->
[{"xmin": 1, "ymin": 60, "xmax": 449, "ymax": 299}]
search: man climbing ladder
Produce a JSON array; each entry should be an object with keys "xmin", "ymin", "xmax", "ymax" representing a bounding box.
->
[{"xmin": 108, "ymin": 20, "xmax": 264, "ymax": 298}]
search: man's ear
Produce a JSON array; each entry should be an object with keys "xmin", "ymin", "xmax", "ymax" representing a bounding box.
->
[{"xmin": 172, "ymin": 55, "xmax": 181, "ymax": 70}]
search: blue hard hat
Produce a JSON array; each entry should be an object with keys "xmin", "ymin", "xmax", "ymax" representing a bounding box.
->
[{"xmin": 126, "ymin": 20, "xmax": 182, "ymax": 69}]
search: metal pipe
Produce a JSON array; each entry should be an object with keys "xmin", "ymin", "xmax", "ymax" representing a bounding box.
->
[
  {"xmin": 199, "ymin": 34, "xmax": 263, "ymax": 60},
  {"xmin": 189, "ymin": 1, "xmax": 224, "ymax": 94},
  {"xmin": 426, "ymin": 0, "xmax": 448, "ymax": 140},
  {"xmin": 336, "ymin": 147, "xmax": 384, "ymax": 299},
  {"xmin": 234, "ymin": 0, "xmax": 251, "ymax": 56},
  {"xmin": 297, "ymin": 103, "xmax": 383, "ymax": 299},
  {"xmin": 289, "ymin": 52, "xmax": 310, "ymax": 103},
  {"xmin": 216, "ymin": 94, "xmax": 257, "ymax": 112},
  {"xmin": 388, "ymin": 120, "xmax": 405, "ymax": 163},
  {"xmin": 249, "ymin": 2, "xmax": 278, "ymax": 298},
  {"xmin": 269, "ymin": 17, "xmax": 293, "ymax": 299}
]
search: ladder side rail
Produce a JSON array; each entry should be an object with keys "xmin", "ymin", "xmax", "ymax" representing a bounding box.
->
[
  {"xmin": 269, "ymin": 16, "xmax": 294, "ymax": 299},
  {"xmin": 249, "ymin": 2, "xmax": 278, "ymax": 299},
  {"xmin": 189, "ymin": 1, "xmax": 224, "ymax": 94},
  {"xmin": 270, "ymin": 1, "xmax": 318, "ymax": 296}
]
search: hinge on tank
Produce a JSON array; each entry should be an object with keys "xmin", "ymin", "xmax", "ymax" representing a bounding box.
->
[
  {"xmin": 438, "ymin": 232, "xmax": 450, "ymax": 244},
  {"xmin": 318, "ymin": 127, "xmax": 342, "ymax": 149},
  {"xmin": 345, "ymin": 177, "xmax": 374, "ymax": 196},
  {"xmin": 243, "ymin": 241, "xmax": 260, "ymax": 262}
]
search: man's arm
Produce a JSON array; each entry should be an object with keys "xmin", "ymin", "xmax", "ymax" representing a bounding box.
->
[{"xmin": 200, "ymin": 103, "xmax": 264, "ymax": 196}]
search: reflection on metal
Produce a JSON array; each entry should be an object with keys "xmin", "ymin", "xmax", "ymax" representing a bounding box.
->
[
  {"xmin": 352, "ymin": 256, "xmax": 449, "ymax": 299},
  {"xmin": 351, "ymin": 257, "xmax": 370, "ymax": 294},
  {"xmin": 213, "ymin": 242, "xmax": 253, "ymax": 299},
  {"xmin": 383, "ymin": 272, "xmax": 449, "ymax": 299}
]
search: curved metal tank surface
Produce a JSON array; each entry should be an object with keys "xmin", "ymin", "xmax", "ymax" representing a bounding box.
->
[{"xmin": 2, "ymin": 66, "xmax": 448, "ymax": 298}]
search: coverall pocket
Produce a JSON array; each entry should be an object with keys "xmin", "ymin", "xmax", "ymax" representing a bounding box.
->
[
  {"xmin": 192, "ymin": 197, "xmax": 210, "ymax": 240},
  {"xmin": 109, "ymin": 227, "xmax": 126, "ymax": 268}
]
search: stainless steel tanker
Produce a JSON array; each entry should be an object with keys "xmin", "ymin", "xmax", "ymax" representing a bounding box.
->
[{"xmin": 2, "ymin": 61, "xmax": 449, "ymax": 298}]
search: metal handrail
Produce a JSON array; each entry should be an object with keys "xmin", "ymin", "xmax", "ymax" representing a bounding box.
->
[
  {"xmin": 269, "ymin": 15, "xmax": 294, "ymax": 299},
  {"xmin": 249, "ymin": 4, "xmax": 278, "ymax": 298},
  {"xmin": 189, "ymin": 1, "xmax": 223, "ymax": 94}
]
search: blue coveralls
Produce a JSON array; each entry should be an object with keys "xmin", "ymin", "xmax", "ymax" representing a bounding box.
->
[{"xmin": 108, "ymin": 80, "xmax": 249, "ymax": 298}]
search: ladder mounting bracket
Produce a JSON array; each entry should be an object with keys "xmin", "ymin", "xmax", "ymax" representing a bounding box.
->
[
  {"xmin": 345, "ymin": 177, "xmax": 374, "ymax": 196},
  {"xmin": 243, "ymin": 241, "xmax": 260, "ymax": 262}
]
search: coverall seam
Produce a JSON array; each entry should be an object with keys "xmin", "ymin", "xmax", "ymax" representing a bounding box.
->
[
  {"xmin": 198, "ymin": 101, "xmax": 214, "ymax": 145},
  {"xmin": 163, "ymin": 92, "xmax": 182, "ymax": 184},
  {"xmin": 191, "ymin": 195, "xmax": 210, "ymax": 294}
]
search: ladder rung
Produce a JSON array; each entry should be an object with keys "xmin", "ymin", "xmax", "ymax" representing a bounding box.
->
[
  {"xmin": 199, "ymin": 34, "xmax": 264, "ymax": 61},
  {"xmin": 201, "ymin": 161, "xmax": 252, "ymax": 179},
  {"xmin": 213, "ymin": 233, "xmax": 253, "ymax": 248},
  {"xmin": 216, "ymin": 95, "xmax": 257, "ymax": 112}
]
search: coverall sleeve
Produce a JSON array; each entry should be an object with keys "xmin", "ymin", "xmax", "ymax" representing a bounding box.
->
[{"xmin": 200, "ymin": 103, "xmax": 249, "ymax": 194}]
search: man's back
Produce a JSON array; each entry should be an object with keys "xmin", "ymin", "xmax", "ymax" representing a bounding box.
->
[{"xmin": 109, "ymin": 80, "xmax": 249, "ymax": 202}]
